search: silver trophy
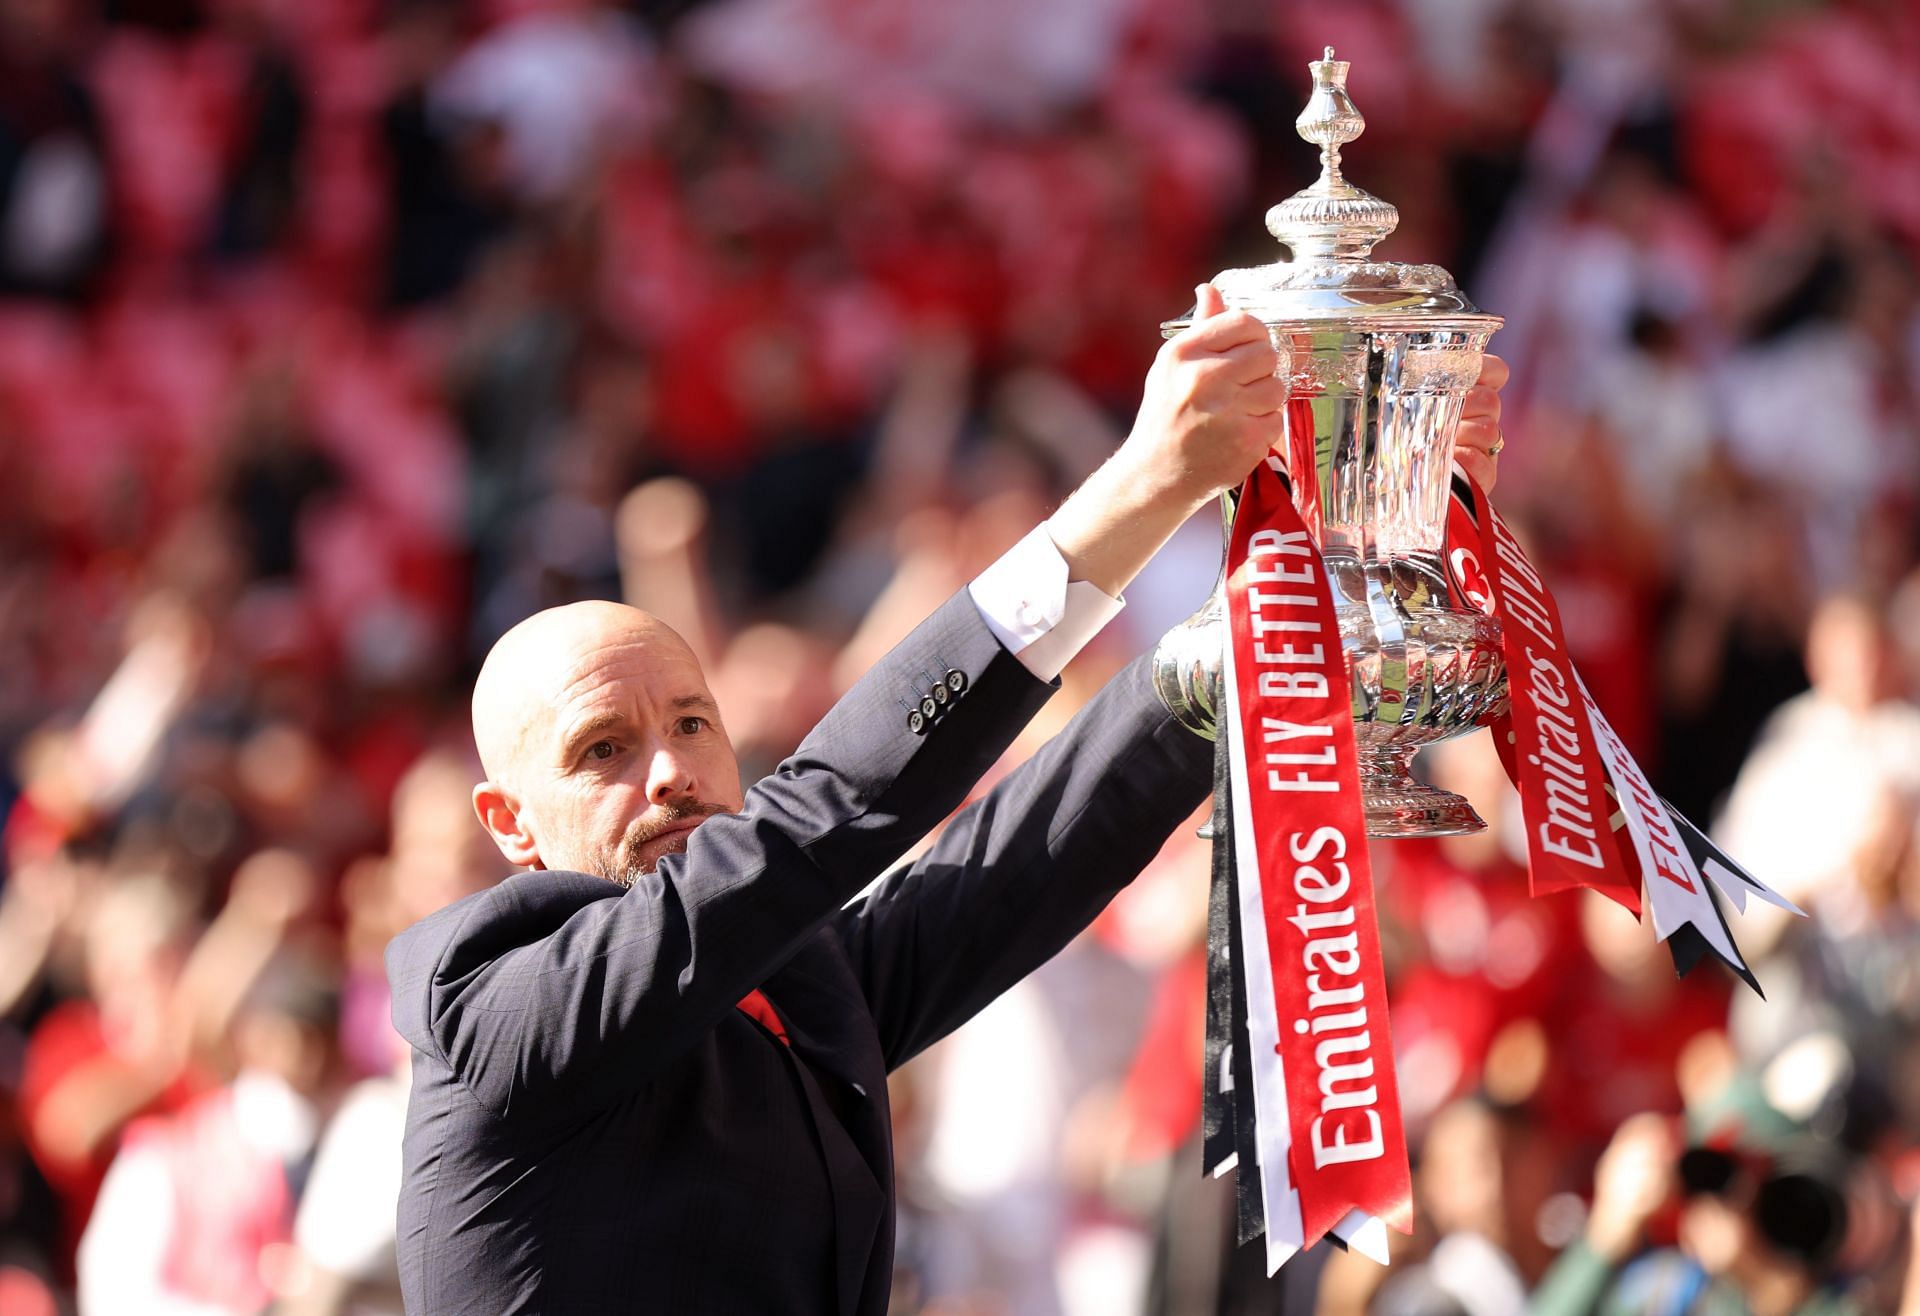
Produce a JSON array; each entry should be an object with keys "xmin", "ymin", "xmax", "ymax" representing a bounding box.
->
[{"xmin": 1153, "ymin": 48, "xmax": 1508, "ymax": 837}]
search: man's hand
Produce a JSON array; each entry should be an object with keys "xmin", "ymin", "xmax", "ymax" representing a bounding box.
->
[
  {"xmin": 1046, "ymin": 296, "xmax": 1508, "ymax": 601},
  {"xmin": 1123, "ymin": 283, "xmax": 1290, "ymax": 504},
  {"xmin": 1047, "ymin": 283, "xmax": 1285, "ymax": 598},
  {"xmin": 1453, "ymin": 353, "xmax": 1509, "ymax": 493}
]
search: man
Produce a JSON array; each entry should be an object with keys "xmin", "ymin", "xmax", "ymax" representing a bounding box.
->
[{"xmin": 388, "ymin": 286, "xmax": 1506, "ymax": 1314}]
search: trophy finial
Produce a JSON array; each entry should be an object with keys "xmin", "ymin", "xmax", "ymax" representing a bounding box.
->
[
  {"xmin": 1297, "ymin": 48, "xmax": 1363, "ymax": 184},
  {"xmin": 1266, "ymin": 48, "xmax": 1400, "ymax": 262}
]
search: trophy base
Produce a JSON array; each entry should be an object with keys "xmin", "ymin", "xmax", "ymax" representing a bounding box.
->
[{"xmin": 1362, "ymin": 779, "xmax": 1487, "ymax": 838}]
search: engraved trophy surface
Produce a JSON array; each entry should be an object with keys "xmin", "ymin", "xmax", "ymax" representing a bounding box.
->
[{"xmin": 1152, "ymin": 48, "xmax": 1508, "ymax": 837}]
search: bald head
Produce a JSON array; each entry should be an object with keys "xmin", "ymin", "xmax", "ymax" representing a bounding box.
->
[
  {"xmin": 469, "ymin": 602, "xmax": 742, "ymax": 880},
  {"xmin": 474, "ymin": 602, "xmax": 694, "ymax": 786}
]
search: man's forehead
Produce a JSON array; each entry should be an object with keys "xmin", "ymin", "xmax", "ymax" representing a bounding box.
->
[
  {"xmin": 552, "ymin": 651, "xmax": 708, "ymax": 721},
  {"xmin": 472, "ymin": 603, "xmax": 706, "ymax": 779},
  {"xmin": 542, "ymin": 634, "xmax": 711, "ymax": 727},
  {"xmin": 547, "ymin": 630, "xmax": 702, "ymax": 700}
]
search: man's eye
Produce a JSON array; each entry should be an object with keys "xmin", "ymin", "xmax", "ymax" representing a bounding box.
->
[
  {"xmin": 677, "ymin": 716, "xmax": 708, "ymax": 735},
  {"xmin": 588, "ymin": 740, "xmax": 617, "ymax": 761}
]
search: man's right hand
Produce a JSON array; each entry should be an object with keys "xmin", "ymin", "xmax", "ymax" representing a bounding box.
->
[
  {"xmin": 1046, "ymin": 283, "xmax": 1285, "ymax": 600},
  {"xmin": 1124, "ymin": 282, "xmax": 1290, "ymax": 504}
]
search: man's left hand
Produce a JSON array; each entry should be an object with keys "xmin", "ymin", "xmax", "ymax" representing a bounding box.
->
[{"xmin": 1453, "ymin": 353, "xmax": 1508, "ymax": 492}]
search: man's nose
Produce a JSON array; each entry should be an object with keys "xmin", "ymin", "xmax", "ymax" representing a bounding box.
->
[{"xmin": 645, "ymin": 745, "xmax": 697, "ymax": 804}]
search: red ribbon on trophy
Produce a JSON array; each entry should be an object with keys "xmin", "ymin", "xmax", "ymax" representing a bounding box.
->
[
  {"xmin": 1206, "ymin": 457, "xmax": 1806, "ymax": 1275},
  {"xmin": 1444, "ymin": 484, "xmax": 1641, "ymax": 912},
  {"xmin": 1442, "ymin": 475, "xmax": 1803, "ymax": 990},
  {"xmin": 1219, "ymin": 450, "xmax": 1411, "ymax": 1269}
]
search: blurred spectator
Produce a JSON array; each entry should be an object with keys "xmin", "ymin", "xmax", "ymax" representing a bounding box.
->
[
  {"xmin": 19, "ymin": 873, "xmax": 202, "ymax": 1275},
  {"xmin": 206, "ymin": 0, "xmax": 307, "ymax": 264},
  {"xmin": 1783, "ymin": 791, "xmax": 1920, "ymax": 1058},
  {"xmin": 77, "ymin": 952, "xmax": 341, "ymax": 1315},
  {"xmin": 1584, "ymin": 310, "xmax": 1713, "ymax": 520},
  {"xmin": 217, "ymin": 361, "xmax": 342, "ymax": 582},
  {"xmin": 1332, "ymin": 1099, "xmax": 1531, "ymax": 1316},
  {"xmin": 1656, "ymin": 463, "xmax": 1812, "ymax": 824},
  {"xmin": 431, "ymin": 0, "xmax": 656, "ymax": 203},
  {"xmin": 273, "ymin": 1046, "xmax": 408, "ymax": 1316},
  {"xmin": 0, "ymin": 0, "xmax": 109, "ymax": 299},
  {"xmin": 1716, "ymin": 593, "xmax": 1920, "ymax": 936},
  {"xmin": 1718, "ymin": 213, "xmax": 1917, "ymax": 592},
  {"xmin": 380, "ymin": 0, "xmax": 513, "ymax": 307},
  {"xmin": 1726, "ymin": 786, "xmax": 1920, "ymax": 1179},
  {"xmin": 1532, "ymin": 1095, "xmax": 1863, "ymax": 1316},
  {"xmin": 336, "ymin": 746, "xmax": 508, "ymax": 1080}
]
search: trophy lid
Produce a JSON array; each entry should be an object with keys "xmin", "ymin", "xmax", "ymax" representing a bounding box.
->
[{"xmin": 1163, "ymin": 48, "xmax": 1500, "ymax": 334}]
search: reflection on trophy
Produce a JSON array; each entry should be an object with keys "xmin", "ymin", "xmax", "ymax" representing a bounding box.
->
[{"xmin": 1153, "ymin": 47, "xmax": 1509, "ymax": 837}]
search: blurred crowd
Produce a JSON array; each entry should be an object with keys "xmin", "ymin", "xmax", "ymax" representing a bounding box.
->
[{"xmin": 0, "ymin": 0, "xmax": 1916, "ymax": 1312}]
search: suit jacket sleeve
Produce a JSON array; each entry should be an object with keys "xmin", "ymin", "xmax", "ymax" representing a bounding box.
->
[
  {"xmin": 836, "ymin": 648, "xmax": 1213, "ymax": 1071},
  {"xmin": 387, "ymin": 591, "xmax": 1055, "ymax": 1123}
]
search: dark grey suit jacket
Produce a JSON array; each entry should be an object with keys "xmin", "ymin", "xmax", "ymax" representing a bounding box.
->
[{"xmin": 387, "ymin": 591, "xmax": 1211, "ymax": 1314}]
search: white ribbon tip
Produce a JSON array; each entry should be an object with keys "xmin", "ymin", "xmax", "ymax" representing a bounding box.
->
[
  {"xmin": 1261, "ymin": 1183, "xmax": 1307, "ymax": 1277},
  {"xmin": 1263, "ymin": 1232, "xmax": 1302, "ymax": 1278},
  {"xmin": 1333, "ymin": 1210, "xmax": 1391, "ymax": 1265},
  {"xmin": 1699, "ymin": 855, "xmax": 1807, "ymax": 919}
]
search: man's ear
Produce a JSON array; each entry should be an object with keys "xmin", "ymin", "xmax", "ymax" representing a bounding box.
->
[{"xmin": 473, "ymin": 781, "xmax": 542, "ymax": 869}]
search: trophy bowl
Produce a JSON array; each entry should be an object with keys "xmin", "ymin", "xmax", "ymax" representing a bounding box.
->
[{"xmin": 1153, "ymin": 48, "xmax": 1510, "ymax": 838}]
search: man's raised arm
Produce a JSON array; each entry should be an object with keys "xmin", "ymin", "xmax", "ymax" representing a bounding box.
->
[{"xmin": 386, "ymin": 285, "xmax": 1288, "ymax": 1122}]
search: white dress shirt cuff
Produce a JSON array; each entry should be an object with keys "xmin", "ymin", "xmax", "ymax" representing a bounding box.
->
[{"xmin": 967, "ymin": 523, "xmax": 1125, "ymax": 680}]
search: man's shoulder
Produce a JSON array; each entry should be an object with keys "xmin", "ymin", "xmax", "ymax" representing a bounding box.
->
[
  {"xmin": 385, "ymin": 871, "xmax": 620, "ymax": 1048},
  {"xmin": 389, "ymin": 871, "xmax": 616, "ymax": 966}
]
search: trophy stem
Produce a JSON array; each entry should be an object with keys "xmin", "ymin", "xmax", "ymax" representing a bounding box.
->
[{"xmin": 1361, "ymin": 746, "xmax": 1487, "ymax": 838}]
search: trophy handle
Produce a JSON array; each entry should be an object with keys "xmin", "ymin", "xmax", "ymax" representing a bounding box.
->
[{"xmin": 1150, "ymin": 488, "xmax": 1240, "ymax": 741}]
